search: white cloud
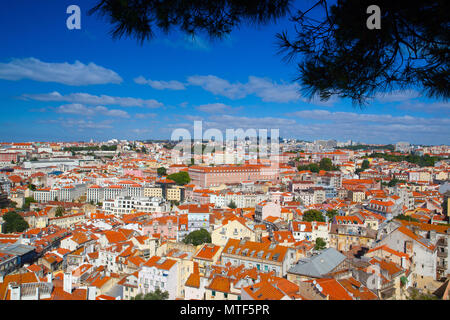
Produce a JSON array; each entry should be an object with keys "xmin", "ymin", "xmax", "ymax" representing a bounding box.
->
[
  {"xmin": 374, "ymin": 90, "xmax": 419, "ymax": 103},
  {"xmin": 286, "ymin": 109, "xmax": 450, "ymax": 144},
  {"xmin": 287, "ymin": 109, "xmax": 450, "ymax": 126},
  {"xmin": 134, "ymin": 76, "xmax": 186, "ymax": 90},
  {"xmin": 55, "ymin": 104, "xmax": 130, "ymax": 118},
  {"xmin": 187, "ymin": 75, "xmax": 301, "ymax": 103},
  {"xmin": 196, "ymin": 103, "xmax": 235, "ymax": 114},
  {"xmin": 22, "ymin": 91, "xmax": 163, "ymax": 108},
  {"xmin": 0, "ymin": 58, "xmax": 122, "ymax": 85},
  {"xmin": 45, "ymin": 118, "xmax": 114, "ymax": 130},
  {"xmin": 397, "ymin": 101, "xmax": 450, "ymax": 114},
  {"xmin": 135, "ymin": 113, "xmax": 157, "ymax": 119}
]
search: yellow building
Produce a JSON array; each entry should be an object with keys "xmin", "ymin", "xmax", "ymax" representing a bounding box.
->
[
  {"xmin": 211, "ymin": 218, "xmax": 257, "ymax": 247},
  {"xmin": 143, "ymin": 187, "xmax": 163, "ymax": 198}
]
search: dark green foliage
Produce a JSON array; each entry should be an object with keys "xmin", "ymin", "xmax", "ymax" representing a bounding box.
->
[
  {"xmin": 89, "ymin": 0, "xmax": 291, "ymax": 43},
  {"xmin": 407, "ymin": 288, "xmax": 439, "ymax": 300},
  {"xmin": 326, "ymin": 209, "xmax": 339, "ymax": 221},
  {"xmin": 91, "ymin": 1, "xmax": 448, "ymax": 104},
  {"xmin": 314, "ymin": 237, "xmax": 327, "ymax": 250},
  {"xmin": 302, "ymin": 209, "xmax": 325, "ymax": 222},
  {"xmin": 337, "ymin": 145, "xmax": 395, "ymax": 151},
  {"xmin": 132, "ymin": 288, "xmax": 169, "ymax": 300},
  {"xmin": 157, "ymin": 167, "xmax": 167, "ymax": 176},
  {"xmin": 395, "ymin": 214, "xmax": 420, "ymax": 222},
  {"xmin": 228, "ymin": 200, "xmax": 237, "ymax": 209},
  {"xmin": 297, "ymin": 163, "xmax": 319, "ymax": 173},
  {"xmin": 369, "ymin": 152, "xmax": 442, "ymax": 167},
  {"xmin": 297, "ymin": 157, "xmax": 338, "ymax": 172},
  {"xmin": 63, "ymin": 145, "xmax": 117, "ymax": 152},
  {"xmin": 22, "ymin": 197, "xmax": 36, "ymax": 210},
  {"xmin": 361, "ymin": 160, "xmax": 370, "ymax": 170},
  {"xmin": 55, "ymin": 206, "xmax": 65, "ymax": 217},
  {"xmin": 277, "ymin": 0, "xmax": 449, "ymax": 105},
  {"xmin": 183, "ymin": 229, "xmax": 211, "ymax": 246},
  {"xmin": 2, "ymin": 211, "xmax": 29, "ymax": 233},
  {"xmin": 387, "ymin": 178, "xmax": 406, "ymax": 187},
  {"xmin": 356, "ymin": 159, "xmax": 370, "ymax": 174},
  {"xmin": 167, "ymin": 172, "xmax": 191, "ymax": 185}
]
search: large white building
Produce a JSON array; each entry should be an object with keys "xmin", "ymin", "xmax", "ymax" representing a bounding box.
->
[
  {"xmin": 138, "ymin": 256, "xmax": 178, "ymax": 300},
  {"xmin": 102, "ymin": 196, "xmax": 168, "ymax": 216},
  {"xmin": 33, "ymin": 184, "xmax": 86, "ymax": 202}
]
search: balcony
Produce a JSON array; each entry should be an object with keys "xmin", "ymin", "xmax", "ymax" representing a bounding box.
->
[
  {"xmin": 381, "ymin": 280, "xmax": 395, "ymax": 291},
  {"xmin": 436, "ymin": 262, "xmax": 448, "ymax": 270},
  {"xmin": 437, "ymin": 250, "xmax": 448, "ymax": 258}
]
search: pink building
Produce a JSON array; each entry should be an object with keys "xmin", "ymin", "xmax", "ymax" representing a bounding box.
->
[
  {"xmin": 188, "ymin": 164, "xmax": 279, "ymax": 187},
  {"xmin": 254, "ymin": 201, "xmax": 281, "ymax": 222}
]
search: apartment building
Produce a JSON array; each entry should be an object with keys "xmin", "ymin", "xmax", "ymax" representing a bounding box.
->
[
  {"xmin": 102, "ymin": 196, "xmax": 168, "ymax": 216},
  {"xmin": 188, "ymin": 164, "xmax": 278, "ymax": 188},
  {"xmin": 221, "ymin": 238, "xmax": 296, "ymax": 277}
]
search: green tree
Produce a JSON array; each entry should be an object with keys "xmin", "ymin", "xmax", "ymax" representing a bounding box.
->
[
  {"xmin": 407, "ymin": 288, "xmax": 439, "ymax": 300},
  {"xmin": 183, "ymin": 229, "xmax": 211, "ymax": 246},
  {"xmin": 22, "ymin": 197, "xmax": 36, "ymax": 210},
  {"xmin": 169, "ymin": 200, "xmax": 180, "ymax": 207},
  {"xmin": 361, "ymin": 160, "xmax": 370, "ymax": 170},
  {"xmin": 28, "ymin": 184, "xmax": 37, "ymax": 191},
  {"xmin": 2, "ymin": 211, "xmax": 29, "ymax": 233},
  {"xmin": 298, "ymin": 163, "xmax": 320, "ymax": 173},
  {"xmin": 395, "ymin": 214, "xmax": 420, "ymax": 222},
  {"xmin": 132, "ymin": 288, "xmax": 169, "ymax": 300},
  {"xmin": 167, "ymin": 172, "xmax": 191, "ymax": 186},
  {"xmin": 388, "ymin": 178, "xmax": 400, "ymax": 187},
  {"xmin": 228, "ymin": 200, "xmax": 237, "ymax": 209},
  {"xmin": 302, "ymin": 209, "xmax": 325, "ymax": 222},
  {"xmin": 55, "ymin": 206, "xmax": 65, "ymax": 217},
  {"xmin": 326, "ymin": 209, "xmax": 339, "ymax": 221},
  {"xmin": 157, "ymin": 167, "xmax": 167, "ymax": 177},
  {"xmin": 319, "ymin": 158, "xmax": 333, "ymax": 171},
  {"xmin": 314, "ymin": 237, "xmax": 327, "ymax": 250}
]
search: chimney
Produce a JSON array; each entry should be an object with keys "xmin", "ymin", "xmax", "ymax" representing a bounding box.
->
[
  {"xmin": 34, "ymin": 287, "xmax": 40, "ymax": 300},
  {"xmin": 87, "ymin": 286, "xmax": 96, "ymax": 300},
  {"xmin": 47, "ymin": 273, "xmax": 53, "ymax": 283},
  {"xmin": 63, "ymin": 272, "xmax": 73, "ymax": 294},
  {"xmin": 9, "ymin": 282, "xmax": 21, "ymax": 300}
]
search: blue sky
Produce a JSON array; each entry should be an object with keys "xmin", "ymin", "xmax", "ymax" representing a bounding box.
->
[{"xmin": 0, "ymin": 0, "xmax": 448, "ymax": 144}]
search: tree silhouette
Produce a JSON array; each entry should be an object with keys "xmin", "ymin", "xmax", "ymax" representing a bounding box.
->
[
  {"xmin": 90, "ymin": 0, "xmax": 449, "ymax": 105},
  {"xmin": 277, "ymin": 0, "xmax": 449, "ymax": 104},
  {"xmin": 89, "ymin": 0, "xmax": 291, "ymax": 43}
]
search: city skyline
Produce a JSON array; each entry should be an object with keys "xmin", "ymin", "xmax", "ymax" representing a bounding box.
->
[{"xmin": 0, "ymin": 0, "xmax": 449, "ymax": 144}]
